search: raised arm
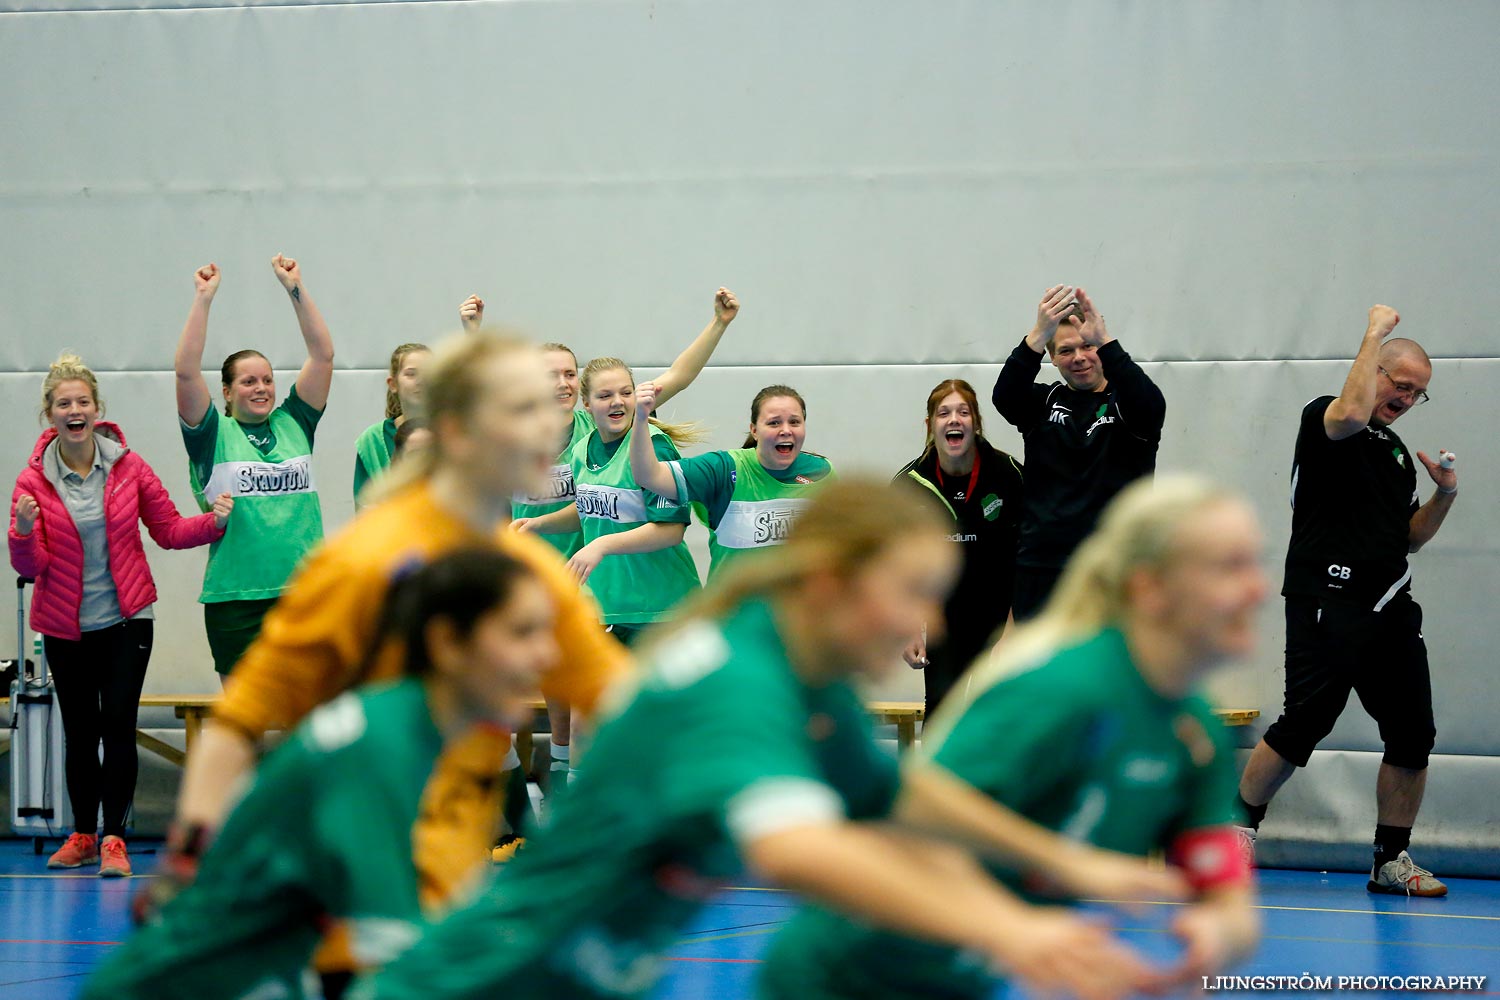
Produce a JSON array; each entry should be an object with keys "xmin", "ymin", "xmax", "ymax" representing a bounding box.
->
[
  {"xmin": 627, "ymin": 383, "xmax": 680, "ymax": 499},
  {"xmin": 175, "ymin": 264, "xmax": 220, "ymax": 425},
  {"xmin": 1409, "ymin": 450, "xmax": 1458, "ymax": 552},
  {"xmin": 650, "ymin": 287, "xmax": 738, "ymax": 407},
  {"xmin": 1077, "ymin": 289, "xmax": 1166, "ymax": 437},
  {"xmin": 271, "ymin": 255, "xmax": 334, "ymax": 411},
  {"xmin": 1324, "ymin": 306, "xmax": 1400, "ymax": 441}
]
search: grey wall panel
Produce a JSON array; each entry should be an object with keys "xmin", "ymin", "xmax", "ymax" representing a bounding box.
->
[
  {"xmin": 1249, "ymin": 749, "xmax": 1500, "ymax": 878},
  {"xmin": 4, "ymin": 0, "xmax": 1500, "ymax": 371}
]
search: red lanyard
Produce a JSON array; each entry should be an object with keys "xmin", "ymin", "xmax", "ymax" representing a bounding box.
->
[{"xmin": 935, "ymin": 449, "xmax": 980, "ymax": 502}]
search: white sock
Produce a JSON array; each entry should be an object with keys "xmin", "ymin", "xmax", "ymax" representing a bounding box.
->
[
  {"xmin": 550, "ymin": 742, "xmax": 570, "ymax": 772},
  {"xmin": 501, "ymin": 744, "xmax": 521, "ymax": 772}
]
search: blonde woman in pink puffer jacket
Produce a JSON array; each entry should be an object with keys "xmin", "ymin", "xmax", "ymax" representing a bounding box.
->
[{"xmin": 8, "ymin": 354, "xmax": 232, "ymax": 878}]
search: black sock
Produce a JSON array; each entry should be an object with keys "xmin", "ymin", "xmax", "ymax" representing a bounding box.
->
[
  {"xmin": 1373, "ymin": 824, "xmax": 1412, "ymax": 872},
  {"xmin": 1238, "ymin": 795, "xmax": 1268, "ymax": 830},
  {"xmin": 501, "ymin": 766, "xmax": 531, "ymax": 838}
]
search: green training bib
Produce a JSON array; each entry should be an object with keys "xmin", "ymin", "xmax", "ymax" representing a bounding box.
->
[
  {"xmin": 191, "ymin": 408, "xmax": 324, "ymax": 603},
  {"xmin": 568, "ymin": 422, "xmax": 699, "ymax": 625},
  {"xmin": 705, "ymin": 449, "xmax": 824, "ymax": 581}
]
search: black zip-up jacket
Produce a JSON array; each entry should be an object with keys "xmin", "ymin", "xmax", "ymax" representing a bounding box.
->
[
  {"xmin": 992, "ymin": 337, "xmax": 1165, "ymax": 570},
  {"xmin": 895, "ymin": 438, "xmax": 1024, "ymax": 667}
]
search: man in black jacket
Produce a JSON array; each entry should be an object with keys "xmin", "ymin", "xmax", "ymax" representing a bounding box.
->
[{"xmin": 992, "ymin": 286, "xmax": 1166, "ymax": 618}]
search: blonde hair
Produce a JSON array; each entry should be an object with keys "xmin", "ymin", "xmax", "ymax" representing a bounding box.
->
[
  {"xmin": 40, "ymin": 353, "xmax": 103, "ymax": 423},
  {"xmin": 540, "ymin": 342, "xmax": 578, "ymax": 367},
  {"xmin": 385, "ymin": 342, "xmax": 430, "ymax": 420},
  {"xmin": 650, "ymin": 475, "xmax": 949, "ymax": 643},
  {"xmin": 580, "ymin": 356, "xmax": 704, "ymax": 448},
  {"xmin": 362, "ymin": 329, "xmax": 537, "ymax": 506},
  {"xmin": 924, "ymin": 474, "xmax": 1242, "ymax": 744}
]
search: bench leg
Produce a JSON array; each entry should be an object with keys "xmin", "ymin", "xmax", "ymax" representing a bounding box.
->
[
  {"xmin": 515, "ymin": 731, "xmax": 535, "ymax": 775},
  {"xmin": 136, "ymin": 730, "xmax": 186, "ymax": 767},
  {"xmin": 183, "ymin": 711, "xmax": 204, "ymax": 757},
  {"xmin": 896, "ymin": 718, "xmax": 916, "ymax": 752}
]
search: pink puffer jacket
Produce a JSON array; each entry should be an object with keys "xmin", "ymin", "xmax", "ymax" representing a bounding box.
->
[{"xmin": 8, "ymin": 422, "xmax": 224, "ymax": 641}]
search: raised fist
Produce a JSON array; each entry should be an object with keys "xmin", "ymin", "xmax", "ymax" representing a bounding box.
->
[
  {"xmin": 635, "ymin": 381, "xmax": 660, "ymax": 418},
  {"xmin": 459, "ymin": 294, "xmax": 485, "ymax": 332},
  {"xmin": 1367, "ymin": 305, "xmax": 1400, "ymax": 339},
  {"xmin": 714, "ymin": 287, "xmax": 739, "ymax": 325},
  {"xmin": 210, "ymin": 493, "xmax": 234, "ymax": 529},
  {"xmin": 193, "ymin": 264, "xmax": 221, "ymax": 298},
  {"xmin": 13, "ymin": 494, "xmax": 40, "ymax": 536},
  {"xmin": 271, "ymin": 254, "xmax": 302, "ymax": 294}
]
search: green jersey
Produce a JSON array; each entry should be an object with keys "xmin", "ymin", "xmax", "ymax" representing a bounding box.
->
[
  {"xmin": 355, "ymin": 600, "xmax": 899, "ymax": 1000},
  {"xmin": 353, "ymin": 417, "xmax": 398, "ymax": 503},
  {"xmin": 760, "ymin": 628, "xmax": 1241, "ymax": 1000},
  {"xmin": 182, "ymin": 388, "xmax": 325, "ymax": 602},
  {"xmin": 669, "ymin": 448, "xmax": 833, "ymax": 580},
  {"xmin": 570, "ymin": 423, "xmax": 699, "ymax": 625},
  {"xmin": 512, "ymin": 409, "xmax": 594, "ymax": 559},
  {"xmin": 82, "ymin": 680, "xmax": 444, "ymax": 1000}
]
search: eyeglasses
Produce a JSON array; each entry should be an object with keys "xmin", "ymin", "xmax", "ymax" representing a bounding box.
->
[{"xmin": 1378, "ymin": 367, "xmax": 1430, "ymax": 406}]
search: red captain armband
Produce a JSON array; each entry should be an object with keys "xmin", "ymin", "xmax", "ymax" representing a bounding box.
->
[{"xmin": 1167, "ymin": 827, "xmax": 1251, "ymax": 892}]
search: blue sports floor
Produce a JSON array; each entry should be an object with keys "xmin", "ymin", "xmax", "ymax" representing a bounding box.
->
[{"xmin": 0, "ymin": 841, "xmax": 1495, "ymax": 998}]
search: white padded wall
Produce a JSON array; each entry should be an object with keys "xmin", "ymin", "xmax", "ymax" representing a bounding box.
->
[{"xmin": 2, "ymin": 0, "xmax": 1497, "ymax": 868}]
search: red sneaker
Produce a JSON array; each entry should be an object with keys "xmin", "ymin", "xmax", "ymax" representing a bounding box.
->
[
  {"xmin": 99, "ymin": 836, "xmax": 133, "ymax": 878},
  {"xmin": 47, "ymin": 833, "xmax": 99, "ymax": 870}
]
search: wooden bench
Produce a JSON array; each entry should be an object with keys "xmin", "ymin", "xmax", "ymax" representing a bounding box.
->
[
  {"xmin": 133, "ymin": 695, "xmax": 218, "ymax": 767},
  {"xmin": 0, "ymin": 693, "xmax": 217, "ymax": 768},
  {"xmin": 869, "ymin": 702, "xmax": 1261, "ymax": 751}
]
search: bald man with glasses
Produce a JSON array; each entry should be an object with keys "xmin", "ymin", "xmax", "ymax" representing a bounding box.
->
[{"xmin": 1238, "ymin": 305, "xmax": 1459, "ymax": 896}]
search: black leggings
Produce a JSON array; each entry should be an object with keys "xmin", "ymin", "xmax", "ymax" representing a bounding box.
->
[{"xmin": 43, "ymin": 620, "xmax": 153, "ymax": 838}]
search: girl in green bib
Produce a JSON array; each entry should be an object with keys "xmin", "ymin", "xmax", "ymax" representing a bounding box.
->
[
  {"xmin": 82, "ymin": 547, "xmax": 561, "ymax": 1000},
  {"xmin": 631, "ymin": 382, "xmax": 832, "ymax": 581},
  {"xmin": 515, "ymin": 357, "xmax": 703, "ymax": 646},
  {"xmin": 173, "ymin": 258, "xmax": 335, "ymax": 677},
  {"xmin": 354, "ymin": 342, "xmax": 430, "ymax": 506},
  {"xmin": 759, "ymin": 476, "xmax": 1265, "ymax": 1000}
]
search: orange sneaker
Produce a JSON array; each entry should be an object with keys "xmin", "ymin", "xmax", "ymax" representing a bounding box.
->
[
  {"xmin": 47, "ymin": 833, "xmax": 99, "ymax": 870},
  {"xmin": 99, "ymin": 836, "xmax": 132, "ymax": 878}
]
